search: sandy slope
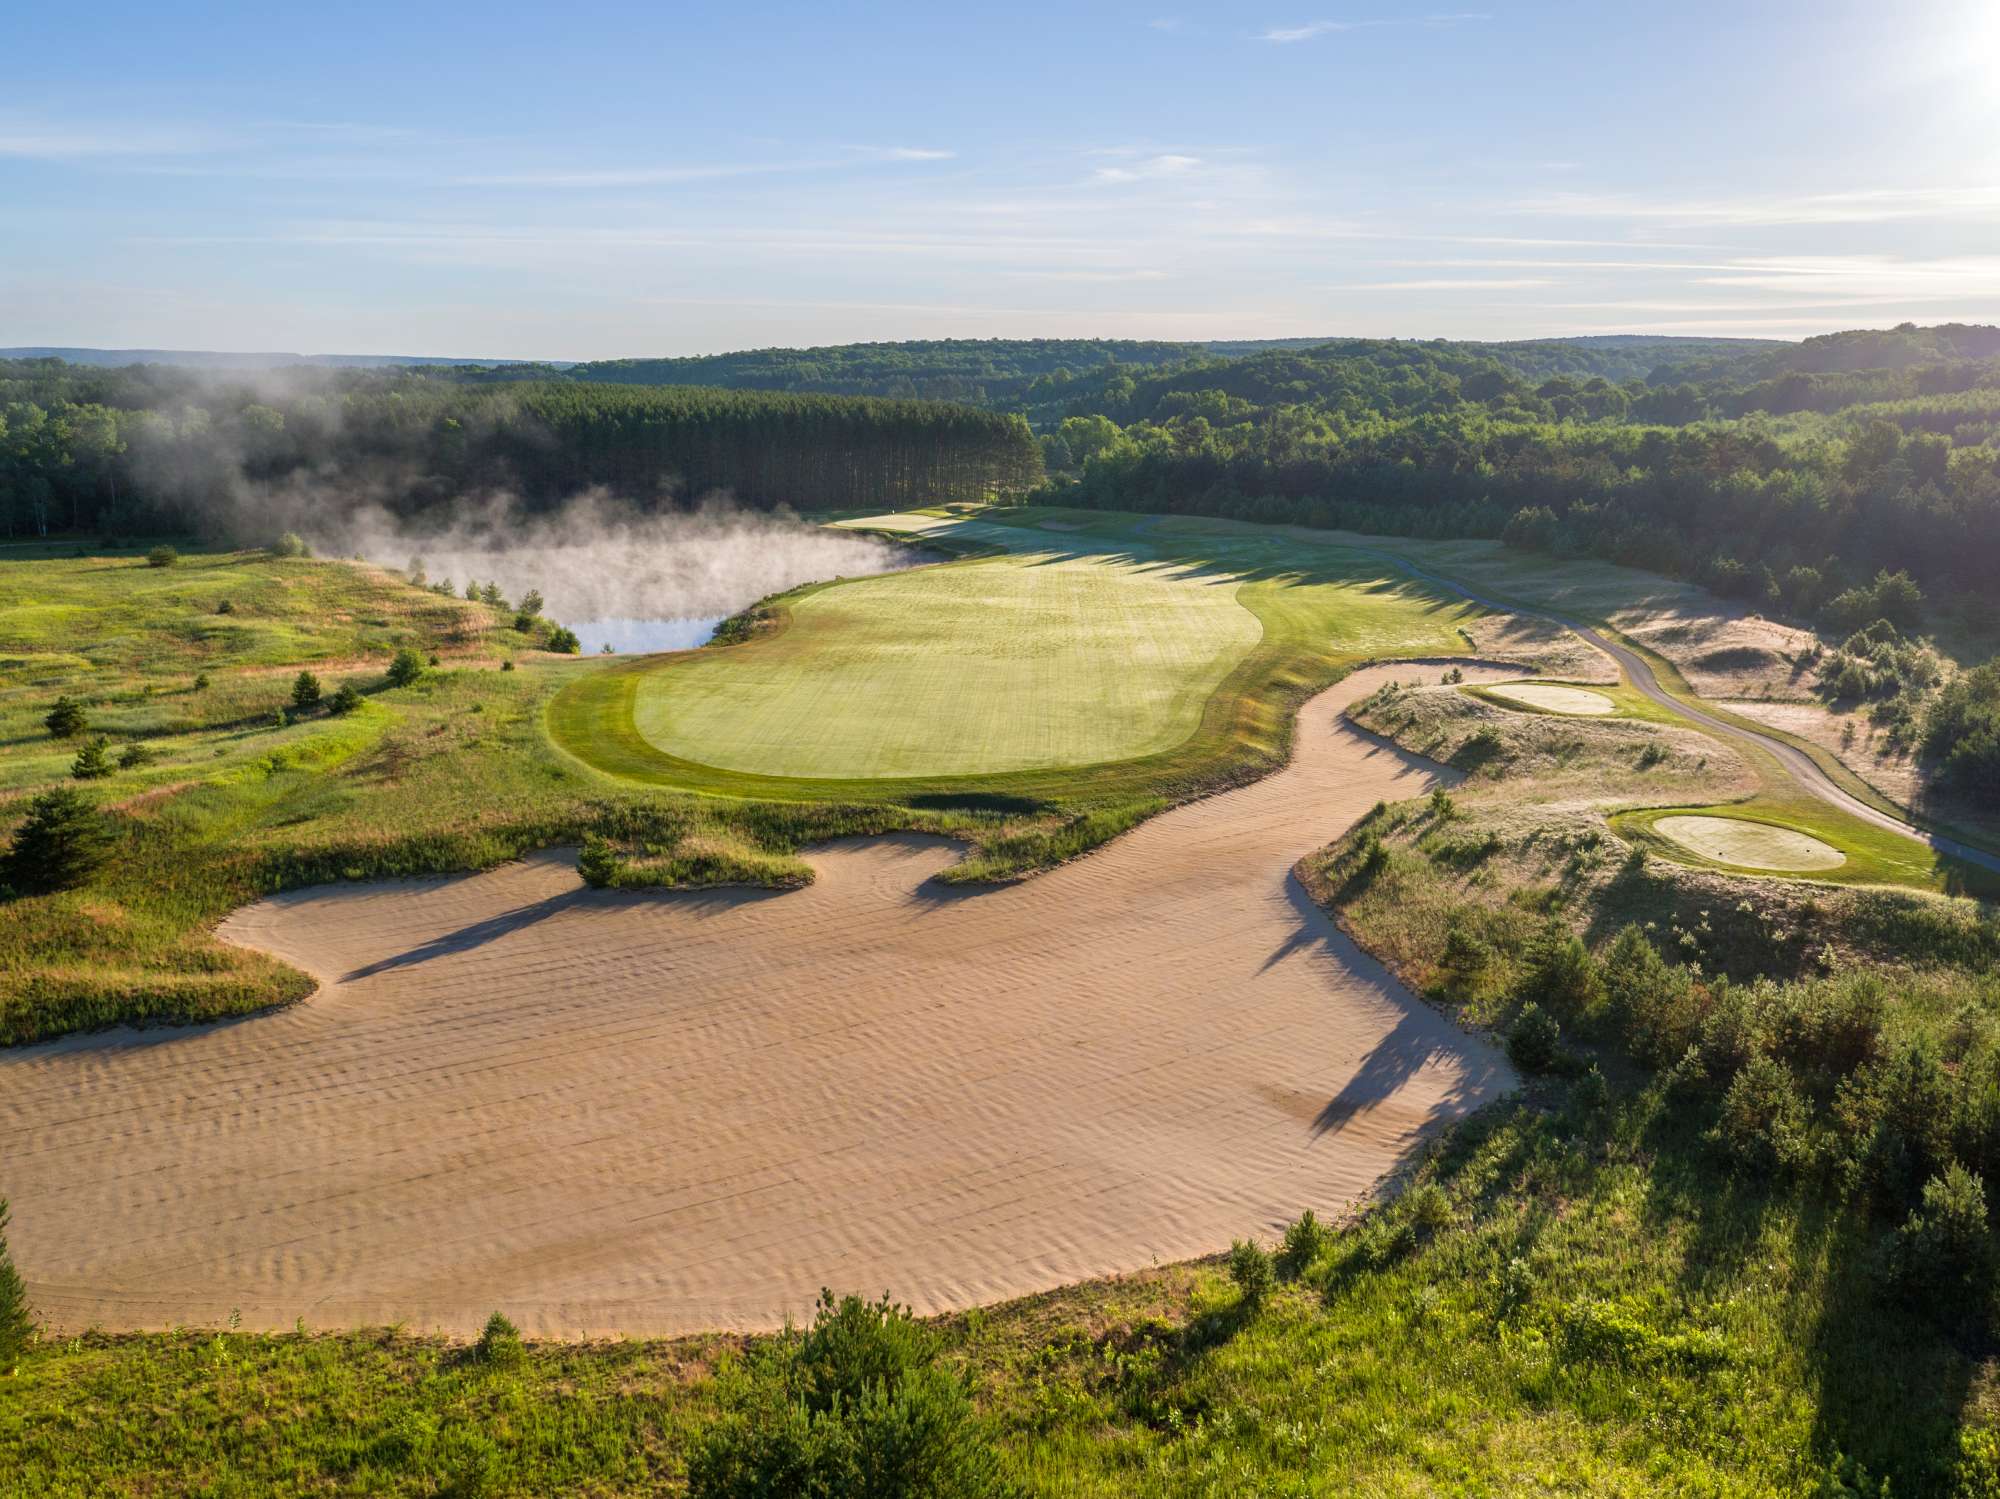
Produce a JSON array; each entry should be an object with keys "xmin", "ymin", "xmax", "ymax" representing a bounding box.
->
[{"xmin": 1, "ymin": 665, "xmax": 1513, "ymax": 1338}]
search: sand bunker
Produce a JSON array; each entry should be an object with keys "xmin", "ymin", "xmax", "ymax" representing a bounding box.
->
[
  {"xmin": 1485, "ymin": 682, "xmax": 1617, "ymax": 716},
  {"xmin": 1, "ymin": 665, "xmax": 1512, "ymax": 1339},
  {"xmin": 1655, "ymin": 814, "xmax": 1846, "ymax": 872}
]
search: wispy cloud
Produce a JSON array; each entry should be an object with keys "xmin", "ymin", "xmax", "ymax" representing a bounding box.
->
[
  {"xmin": 0, "ymin": 123, "xmax": 215, "ymax": 158},
  {"xmin": 1093, "ymin": 153, "xmax": 1203, "ymax": 184},
  {"xmin": 1259, "ymin": 13, "xmax": 1489, "ymax": 43},
  {"xmin": 859, "ymin": 145, "xmax": 956, "ymax": 161},
  {"xmin": 457, "ymin": 146, "xmax": 954, "ymax": 189},
  {"xmin": 1518, "ymin": 185, "xmax": 2000, "ymax": 227},
  {"xmin": 1324, "ymin": 277, "xmax": 1555, "ymax": 291}
]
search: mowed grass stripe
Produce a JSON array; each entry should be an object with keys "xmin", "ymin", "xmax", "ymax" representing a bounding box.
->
[{"xmin": 633, "ymin": 551, "xmax": 1262, "ymax": 777}]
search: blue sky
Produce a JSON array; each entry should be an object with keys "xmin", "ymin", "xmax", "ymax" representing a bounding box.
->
[{"xmin": 4, "ymin": 0, "xmax": 1996, "ymax": 358}]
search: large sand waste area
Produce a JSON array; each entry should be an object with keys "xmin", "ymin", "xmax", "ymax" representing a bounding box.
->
[{"xmin": 2, "ymin": 665, "xmax": 1513, "ymax": 1339}]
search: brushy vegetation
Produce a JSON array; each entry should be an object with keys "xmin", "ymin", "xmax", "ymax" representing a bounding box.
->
[
  {"xmin": 689, "ymin": 1291, "xmax": 1008, "ymax": 1499},
  {"xmin": 1303, "ymin": 661, "xmax": 2000, "ymax": 1491}
]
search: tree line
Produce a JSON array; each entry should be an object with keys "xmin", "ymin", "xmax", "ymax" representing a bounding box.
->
[{"xmin": 0, "ymin": 363, "xmax": 1043, "ymax": 537}]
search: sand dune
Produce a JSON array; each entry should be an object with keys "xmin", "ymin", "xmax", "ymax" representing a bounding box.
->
[{"xmin": 0, "ymin": 664, "xmax": 1513, "ymax": 1339}]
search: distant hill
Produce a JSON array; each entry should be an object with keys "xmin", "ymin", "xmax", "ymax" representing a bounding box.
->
[
  {"xmin": 0, "ymin": 347, "xmax": 565, "ymax": 371},
  {"xmin": 565, "ymin": 338, "xmax": 1208, "ymax": 405}
]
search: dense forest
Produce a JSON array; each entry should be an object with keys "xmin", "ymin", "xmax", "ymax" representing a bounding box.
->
[
  {"xmin": 0, "ymin": 364, "xmax": 1041, "ymax": 537},
  {"xmin": 9, "ymin": 322, "xmax": 2000, "ymax": 803},
  {"xmin": 560, "ymin": 333, "xmax": 1778, "ymax": 416},
  {"xmin": 1025, "ymin": 326, "xmax": 2000, "ymax": 619}
]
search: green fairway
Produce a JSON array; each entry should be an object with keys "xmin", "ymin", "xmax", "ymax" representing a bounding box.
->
[
  {"xmin": 633, "ymin": 548, "xmax": 1260, "ymax": 777},
  {"xmin": 551, "ymin": 509, "xmax": 1487, "ymax": 796}
]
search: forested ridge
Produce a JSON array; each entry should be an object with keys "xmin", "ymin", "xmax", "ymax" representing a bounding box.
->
[{"xmin": 0, "ymin": 367, "xmax": 1042, "ymax": 536}]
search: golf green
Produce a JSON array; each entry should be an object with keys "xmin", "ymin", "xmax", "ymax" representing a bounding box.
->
[
  {"xmin": 1654, "ymin": 814, "xmax": 1847, "ymax": 872},
  {"xmin": 631, "ymin": 549, "xmax": 1263, "ymax": 777}
]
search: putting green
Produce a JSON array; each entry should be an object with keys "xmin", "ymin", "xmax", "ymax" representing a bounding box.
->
[
  {"xmin": 1654, "ymin": 815, "xmax": 1846, "ymax": 872},
  {"xmin": 632, "ymin": 550, "xmax": 1263, "ymax": 777},
  {"xmin": 1486, "ymin": 683, "xmax": 1616, "ymax": 716}
]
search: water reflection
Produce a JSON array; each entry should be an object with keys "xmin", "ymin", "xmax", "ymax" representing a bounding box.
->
[{"xmin": 568, "ymin": 617, "xmax": 724, "ymax": 655}]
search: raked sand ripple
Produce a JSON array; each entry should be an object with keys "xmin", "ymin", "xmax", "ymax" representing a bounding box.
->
[{"xmin": 1, "ymin": 664, "xmax": 1513, "ymax": 1339}]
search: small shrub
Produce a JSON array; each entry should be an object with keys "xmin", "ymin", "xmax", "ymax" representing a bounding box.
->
[
  {"xmin": 1439, "ymin": 926, "xmax": 1493, "ymax": 990},
  {"xmin": 513, "ymin": 612, "xmax": 535, "ymax": 633},
  {"xmin": 145, "ymin": 543, "xmax": 178, "ymax": 568},
  {"xmin": 44, "ymin": 696, "xmax": 87, "ymax": 738},
  {"xmin": 1354, "ymin": 830, "xmax": 1391, "ymax": 878},
  {"xmin": 1604, "ymin": 925, "xmax": 1703, "ymax": 1066},
  {"xmin": 1571, "ymin": 1064, "xmax": 1611, "ymax": 1117},
  {"xmin": 1452, "ymin": 727, "xmax": 1506, "ymax": 771},
  {"xmin": 1879, "ymin": 1164, "xmax": 1997, "ymax": 1324},
  {"xmin": 290, "ymin": 670, "xmax": 323, "ymax": 711},
  {"xmin": 2, "ymin": 787, "xmax": 113, "ymax": 894},
  {"xmin": 1442, "ymin": 666, "xmax": 1464, "ymax": 684},
  {"xmin": 577, "ymin": 836, "xmax": 620, "ymax": 889},
  {"xmin": 1506, "ymin": 1002, "xmax": 1563, "ymax": 1073},
  {"xmin": 1523, "ymin": 921, "xmax": 1605, "ymax": 1022},
  {"xmin": 1429, "ymin": 787, "xmax": 1458, "ymax": 822},
  {"xmin": 500, "ymin": 659, "xmax": 516, "ymax": 672},
  {"xmin": 1228, "ymin": 1238, "xmax": 1276, "ymax": 1307},
  {"xmin": 116, "ymin": 742, "xmax": 156, "ymax": 770},
  {"xmin": 327, "ymin": 682, "xmax": 364, "ymax": 715},
  {"xmin": 688, "ymin": 1290, "xmax": 1005, "ymax": 1499},
  {"xmin": 216, "ymin": 598, "xmax": 234, "ymax": 614},
  {"xmin": 0, "ymin": 1198, "xmax": 31, "ymax": 1371},
  {"xmin": 1276, "ymin": 1210, "xmax": 1331, "ymax": 1279},
  {"xmin": 1404, "ymin": 1182, "xmax": 1452, "ymax": 1238},
  {"xmin": 271, "ymin": 532, "xmax": 309, "ymax": 558},
  {"xmin": 1713, "ymin": 1054, "xmax": 1813, "ymax": 1177},
  {"xmin": 475, "ymin": 1310, "xmax": 524, "ymax": 1367},
  {"xmin": 385, "ymin": 647, "xmax": 425, "ymax": 688},
  {"xmin": 70, "ymin": 737, "xmax": 114, "ymax": 781},
  {"xmin": 547, "ymin": 626, "xmax": 581, "ymax": 655}
]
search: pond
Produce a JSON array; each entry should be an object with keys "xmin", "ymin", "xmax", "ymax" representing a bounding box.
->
[
  {"xmin": 370, "ymin": 510, "xmax": 919, "ymax": 658},
  {"xmin": 568, "ymin": 616, "xmax": 725, "ymax": 655}
]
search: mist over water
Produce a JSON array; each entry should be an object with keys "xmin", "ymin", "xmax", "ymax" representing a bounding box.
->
[
  {"xmin": 568, "ymin": 616, "xmax": 725, "ymax": 655},
  {"xmin": 305, "ymin": 492, "xmax": 913, "ymax": 652}
]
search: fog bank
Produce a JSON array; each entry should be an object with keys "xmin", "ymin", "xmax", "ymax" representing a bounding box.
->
[{"xmin": 306, "ymin": 491, "xmax": 910, "ymax": 627}]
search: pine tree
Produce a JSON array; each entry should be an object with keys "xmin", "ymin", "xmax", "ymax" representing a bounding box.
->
[
  {"xmin": 0, "ymin": 1198, "xmax": 32, "ymax": 1370},
  {"xmin": 70, "ymin": 736, "xmax": 113, "ymax": 780},
  {"xmin": 43, "ymin": 696, "xmax": 86, "ymax": 738},
  {"xmin": 291, "ymin": 670, "xmax": 323, "ymax": 711},
  {"xmin": 2, "ymin": 787, "xmax": 113, "ymax": 894}
]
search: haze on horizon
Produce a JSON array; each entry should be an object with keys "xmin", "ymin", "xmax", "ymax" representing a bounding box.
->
[{"xmin": 4, "ymin": 0, "xmax": 1996, "ymax": 361}]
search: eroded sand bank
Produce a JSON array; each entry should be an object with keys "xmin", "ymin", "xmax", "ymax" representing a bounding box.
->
[{"xmin": 1, "ymin": 664, "xmax": 1513, "ymax": 1338}]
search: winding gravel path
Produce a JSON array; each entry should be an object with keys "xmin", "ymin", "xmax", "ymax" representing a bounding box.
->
[{"xmin": 1350, "ymin": 544, "xmax": 2000, "ymax": 878}]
